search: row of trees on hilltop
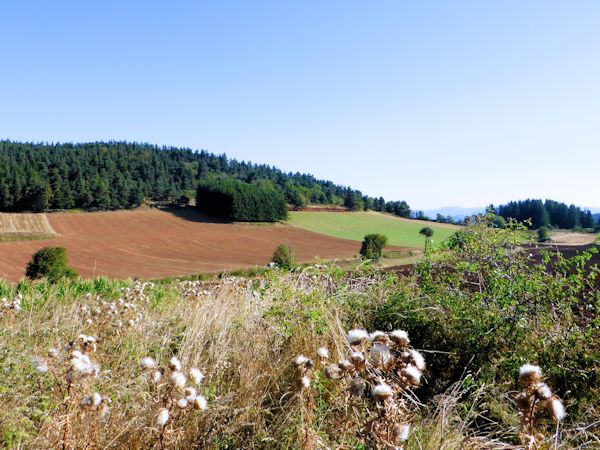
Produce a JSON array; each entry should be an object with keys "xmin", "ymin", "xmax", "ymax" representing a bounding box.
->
[
  {"xmin": 0, "ymin": 141, "xmax": 411, "ymax": 217},
  {"xmin": 496, "ymin": 199, "xmax": 596, "ymax": 229},
  {"xmin": 196, "ymin": 176, "xmax": 287, "ymax": 222}
]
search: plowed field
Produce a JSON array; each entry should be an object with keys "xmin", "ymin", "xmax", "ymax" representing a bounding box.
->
[{"xmin": 0, "ymin": 208, "xmax": 369, "ymax": 282}]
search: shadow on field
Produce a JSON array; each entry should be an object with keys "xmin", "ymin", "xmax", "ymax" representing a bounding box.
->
[{"xmin": 158, "ymin": 206, "xmax": 234, "ymax": 224}]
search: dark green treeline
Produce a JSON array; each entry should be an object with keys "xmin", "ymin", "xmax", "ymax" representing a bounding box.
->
[{"xmin": 0, "ymin": 140, "xmax": 410, "ymax": 216}]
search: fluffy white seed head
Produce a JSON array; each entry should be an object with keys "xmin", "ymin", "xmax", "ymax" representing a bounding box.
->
[
  {"xmin": 549, "ymin": 398, "xmax": 566, "ymax": 422},
  {"xmin": 389, "ymin": 330, "xmax": 410, "ymax": 346},
  {"xmin": 536, "ymin": 383, "xmax": 553, "ymax": 400},
  {"xmin": 399, "ymin": 424, "xmax": 411, "ymax": 442},
  {"xmin": 156, "ymin": 408, "xmax": 169, "ymax": 427},
  {"xmin": 32, "ymin": 356, "xmax": 49, "ymax": 373},
  {"xmin": 372, "ymin": 382, "xmax": 393, "ymax": 398},
  {"xmin": 140, "ymin": 357, "xmax": 157, "ymax": 370},
  {"xmin": 347, "ymin": 329, "xmax": 369, "ymax": 345},
  {"xmin": 317, "ymin": 347, "xmax": 329, "ymax": 359},
  {"xmin": 91, "ymin": 392, "xmax": 102, "ymax": 408},
  {"xmin": 401, "ymin": 365, "xmax": 422, "ymax": 386},
  {"xmin": 369, "ymin": 331, "xmax": 387, "ymax": 343},
  {"xmin": 169, "ymin": 371, "xmax": 186, "ymax": 389},
  {"xmin": 48, "ymin": 348, "xmax": 59, "ymax": 359},
  {"xmin": 409, "ymin": 349, "xmax": 426, "ymax": 371},
  {"xmin": 370, "ymin": 343, "xmax": 392, "ymax": 368},
  {"xmin": 189, "ymin": 368, "xmax": 204, "ymax": 385},
  {"xmin": 350, "ymin": 351, "xmax": 365, "ymax": 363},
  {"xmin": 193, "ymin": 395, "xmax": 208, "ymax": 411},
  {"xmin": 169, "ymin": 356, "xmax": 182, "ymax": 371},
  {"xmin": 301, "ymin": 375, "xmax": 311, "ymax": 388},
  {"xmin": 184, "ymin": 387, "xmax": 197, "ymax": 401},
  {"xmin": 152, "ymin": 370, "xmax": 162, "ymax": 384},
  {"xmin": 176, "ymin": 398, "xmax": 189, "ymax": 409},
  {"xmin": 519, "ymin": 364, "xmax": 542, "ymax": 382},
  {"xmin": 294, "ymin": 355, "xmax": 309, "ymax": 366}
]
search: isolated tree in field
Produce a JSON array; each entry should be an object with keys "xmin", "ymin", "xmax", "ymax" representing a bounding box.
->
[
  {"xmin": 419, "ymin": 226, "xmax": 434, "ymax": 252},
  {"xmin": 26, "ymin": 247, "xmax": 77, "ymax": 282},
  {"xmin": 360, "ymin": 233, "xmax": 388, "ymax": 261},
  {"xmin": 537, "ymin": 226, "xmax": 550, "ymax": 242},
  {"xmin": 272, "ymin": 243, "xmax": 295, "ymax": 270}
]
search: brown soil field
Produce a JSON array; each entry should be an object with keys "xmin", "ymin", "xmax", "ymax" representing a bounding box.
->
[{"xmin": 0, "ymin": 208, "xmax": 372, "ymax": 282}]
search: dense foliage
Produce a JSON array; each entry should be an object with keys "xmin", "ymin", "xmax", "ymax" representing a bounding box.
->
[
  {"xmin": 271, "ymin": 243, "xmax": 295, "ymax": 269},
  {"xmin": 0, "ymin": 141, "xmax": 410, "ymax": 216},
  {"xmin": 196, "ymin": 177, "xmax": 287, "ymax": 221},
  {"xmin": 497, "ymin": 198, "xmax": 596, "ymax": 229},
  {"xmin": 359, "ymin": 233, "xmax": 388, "ymax": 261},
  {"xmin": 25, "ymin": 247, "xmax": 77, "ymax": 282}
]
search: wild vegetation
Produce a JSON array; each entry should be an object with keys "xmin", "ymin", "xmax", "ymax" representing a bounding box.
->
[{"xmin": 1, "ymin": 217, "xmax": 597, "ymax": 448}]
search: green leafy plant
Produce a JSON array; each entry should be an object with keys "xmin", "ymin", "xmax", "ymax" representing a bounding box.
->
[
  {"xmin": 360, "ymin": 233, "xmax": 388, "ymax": 261},
  {"xmin": 272, "ymin": 243, "xmax": 295, "ymax": 269},
  {"xmin": 25, "ymin": 247, "xmax": 77, "ymax": 282}
]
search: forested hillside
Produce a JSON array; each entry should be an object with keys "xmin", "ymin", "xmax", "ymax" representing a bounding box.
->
[
  {"xmin": 497, "ymin": 199, "xmax": 597, "ymax": 229},
  {"xmin": 0, "ymin": 141, "xmax": 410, "ymax": 215}
]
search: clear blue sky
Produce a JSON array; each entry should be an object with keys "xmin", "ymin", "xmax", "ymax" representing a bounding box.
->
[{"xmin": 1, "ymin": 1, "xmax": 599, "ymax": 210}]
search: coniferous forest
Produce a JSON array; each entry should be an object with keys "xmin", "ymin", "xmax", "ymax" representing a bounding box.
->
[
  {"xmin": 497, "ymin": 199, "xmax": 596, "ymax": 229},
  {"xmin": 0, "ymin": 141, "xmax": 410, "ymax": 216}
]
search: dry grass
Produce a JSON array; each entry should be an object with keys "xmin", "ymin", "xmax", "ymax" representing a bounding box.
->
[
  {"xmin": 0, "ymin": 213, "xmax": 57, "ymax": 241},
  {"xmin": 0, "ymin": 271, "xmax": 597, "ymax": 449}
]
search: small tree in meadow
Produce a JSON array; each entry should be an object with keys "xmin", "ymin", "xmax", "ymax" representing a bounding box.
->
[
  {"xmin": 272, "ymin": 243, "xmax": 295, "ymax": 270},
  {"xmin": 26, "ymin": 247, "xmax": 77, "ymax": 282},
  {"xmin": 359, "ymin": 233, "xmax": 388, "ymax": 261},
  {"xmin": 537, "ymin": 226, "xmax": 550, "ymax": 242},
  {"xmin": 419, "ymin": 226, "xmax": 434, "ymax": 252}
]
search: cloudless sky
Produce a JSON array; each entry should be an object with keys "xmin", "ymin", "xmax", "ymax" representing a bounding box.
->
[{"xmin": 1, "ymin": 1, "xmax": 599, "ymax": 209}]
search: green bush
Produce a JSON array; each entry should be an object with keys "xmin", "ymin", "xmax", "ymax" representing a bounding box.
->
[
  {"xmin": 537, "ymin": 226, "xmax": 550, "ymax": 242},
  {"xmin": 25, "ymin": 247, "xmax": 77, "ymax": 282},
  {"xmin": 272, "ymin": 243, "xmax": 295, "ymax": 270},
  {"xmin": 359, "ymin": 233, "xmax": 388, "ymax": 261}
]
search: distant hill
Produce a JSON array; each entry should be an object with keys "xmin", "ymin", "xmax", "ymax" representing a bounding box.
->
[
  {"xmin": 0, "ymin": 140, "xmax": 410, "ymax": 217},
  {"xmin": 593, "ymin": 213, "xmax": 600, "ymax": 224},
  {"xmin": 421, "ymin": 206, "xmax": 484, "ymax": 221}
]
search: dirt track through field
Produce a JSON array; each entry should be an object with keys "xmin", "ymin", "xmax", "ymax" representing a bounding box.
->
[{"xmin": 0, "ymin": 209, "xmax": 374, "ymax": 282}]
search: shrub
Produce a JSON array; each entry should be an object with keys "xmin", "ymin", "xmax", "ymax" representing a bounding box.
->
[
  {"xmin": 537, "ymin": 226, "xmax": 550, "ymax": 242},
  {"xmin": 272, "ymin": 243, "xmax": 295, "ymax": 269},
  {"xmin": 25, "ymin": 247, "xmax": 77, "ymax": 282},
  {"xmin": 360, "ymin": 233, "xmax": 388, "ymax": 261}
]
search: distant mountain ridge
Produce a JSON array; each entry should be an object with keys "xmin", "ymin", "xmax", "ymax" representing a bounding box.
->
[{"xmin": 421, "ymin": 206, "xmax": 484, "ymax": 221}]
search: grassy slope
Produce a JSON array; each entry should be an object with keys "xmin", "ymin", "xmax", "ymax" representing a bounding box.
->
[{"xmin": 288, "ymin": 211, "xmax": 459, "ymax": 248}]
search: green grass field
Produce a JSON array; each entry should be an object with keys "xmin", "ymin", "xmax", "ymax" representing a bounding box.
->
[{"xmin": 288, "ymin": 211, "xmax": 459, "ymax": 248}]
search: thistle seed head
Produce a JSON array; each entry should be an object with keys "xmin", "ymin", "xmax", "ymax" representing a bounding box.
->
[
  {"xmin": 156, "ymin": 408, "xmax": 170, "ymax": 427},
  {"xmin": 389, "ymin": 329, "xmax": 410, "ymax": 346},
  {"xmin": 168, "ymin": 356, "xmax": 182, "ymax": 371},
  {"xmin": 519, "ymin": 364, "xmax": 542, "ymax": 384},
  {"xmin": 347, "ymin": 329, "xmax": 369, "ymax": 345},
  {"xmin": 549, "ymin": 398, "xmax": 566, "ymax": 422},
  {"xmin": 169, "ymin": 371, "xmax": 186, "ymax": 389},
  {"xmin": 372, "ymin": 382, "xmax": 393, "ymax": 399},
  {"xmin": 317, "ymin": 347, "xmax": 330, "ymax": 359},
  {"xmin": 189, "ymin": 368, "xmax": 204, "ymax": 385}
]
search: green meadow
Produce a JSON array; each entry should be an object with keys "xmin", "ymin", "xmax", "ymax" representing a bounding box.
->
[{"xmin": 288, "ymin": 211, "xmax": 459, "ymax": 248}]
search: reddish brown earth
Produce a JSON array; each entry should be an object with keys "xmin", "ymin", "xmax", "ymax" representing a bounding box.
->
[{"xmin": 0, "ymin": 208, "xmax": 367, "ymax": 282}]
